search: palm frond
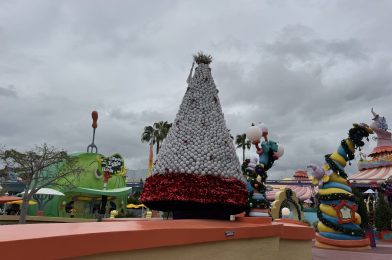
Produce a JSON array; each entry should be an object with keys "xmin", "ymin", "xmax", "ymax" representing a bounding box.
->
[{"xmin": 141, "ymin": 125, "xmax": 155, "ymax": 142}]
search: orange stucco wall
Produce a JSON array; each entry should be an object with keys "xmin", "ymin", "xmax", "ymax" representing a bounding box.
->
[{"xmin": 0, "ymin": 219, "xmax": 314, "ymax": 259}]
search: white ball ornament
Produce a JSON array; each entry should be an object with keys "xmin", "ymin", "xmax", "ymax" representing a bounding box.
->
[
  {"xmin": 246, "ymin": 125, "xmax": 263, "ymax": 144},
  {"xmin": 274, "ymin": 145, "xmax": 285, "ymax": 158},
  {"xmin": 257, "ymin": 123, "xmax": 268, "ymax": 135},
  {"xmin": 281, "ymin": 207, "xmax": 290, "ymax": 217}
]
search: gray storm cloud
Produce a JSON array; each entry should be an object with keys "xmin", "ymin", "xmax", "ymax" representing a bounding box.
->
[{"xmin": 1, "ymin": 0, "xmax": 391, "ymax": 179}]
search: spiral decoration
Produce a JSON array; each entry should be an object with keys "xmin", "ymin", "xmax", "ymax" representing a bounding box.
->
[
  {"xmin": 309, "ymin": 123, "xmax": 373, "ymax": 247},
  {"xmin": 241, "ymin": 158, "xmax": 270, "ymax": 213},
  {"xmin": 244, "ymin": 124, "xmax": 284, "ymax": 216}
]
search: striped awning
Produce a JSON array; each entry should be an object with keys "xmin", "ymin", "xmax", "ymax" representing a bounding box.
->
[
  {"xmin": 370, "ymin": 146, "xmax": 392, "ymax": 156},
  {"xmin": 348, "ymin": 166, "xmax": 392, "ymax": 184},
  {"xmin": 266, "ymin": 185, "xmax": 317, "ymax": 201}
]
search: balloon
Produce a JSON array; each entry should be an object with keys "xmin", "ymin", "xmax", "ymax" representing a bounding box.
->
[
  {"xmin": 246, "ymin": 126, "xmax": 262, "ymax": 144},
  {"xmin": 274, "ymin": 145, "xmax": 284, "ymax": 158},
  {"xmin": 281, "ymin": 207, "xmax": 290, "ymax": 216},
  {"xmin": 258, "ymin": 123, "xmax": 268, "ymax": 135}
]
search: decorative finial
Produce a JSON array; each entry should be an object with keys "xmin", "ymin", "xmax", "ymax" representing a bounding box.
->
[
  {"xmin": 371, "ymin": 108, "xmax": 388, "ymax": 131},
  {"xmin": 87, "ymin": 110, "xmax": 98, "ymax": 153},
  {"xmin": 193, "ymin": 51, "xmax": 213, "ymax": 65},
  {"xmin": 92, "ymin": 111, "xmax": 98, "ymax": 129}
]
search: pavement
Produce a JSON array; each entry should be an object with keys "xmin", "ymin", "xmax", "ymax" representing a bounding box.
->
[{"xmin": 312, "ymin": 240, "xmax": 392, "ymax": 260}]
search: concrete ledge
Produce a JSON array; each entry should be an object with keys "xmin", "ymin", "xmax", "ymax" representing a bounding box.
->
[
  {"xmin": 0, "ymin": 218, "xmax": 315, "ymax": 259},
  {"xmin": 236, "ymin": 216, "xmax": 272, "ymax": 224},
  {"xmin": 0, "ymin": 219, "xmax": 283, "ymax": 259},
  {"xmin": 0, "ymin": 215, "xmax": 95, "ymax": 224}
]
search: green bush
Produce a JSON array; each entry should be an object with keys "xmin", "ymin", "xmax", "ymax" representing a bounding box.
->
[
  {"xmin": 127, "ymin": 191, "xmax": 141, "ymax": 205},
  {"xmin": 375, "ymin": 194, "xmax": 392, "ymax": 231},
  {"xmin": 352, "ymin": 187, "xmax": 369, "ymax": 229}
]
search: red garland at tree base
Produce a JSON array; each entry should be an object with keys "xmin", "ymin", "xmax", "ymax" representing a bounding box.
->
[{"xmin": 141, "ymin": 172, "xmax": 248, "ymax": 218}]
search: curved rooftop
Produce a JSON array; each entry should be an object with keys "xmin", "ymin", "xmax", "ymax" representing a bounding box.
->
[{"xmin": 349, "ymin": 109, "xmax": 392, "ymax": 185}]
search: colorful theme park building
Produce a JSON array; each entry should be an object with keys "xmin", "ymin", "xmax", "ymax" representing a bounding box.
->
[
  {"xmin": 349, "ymin": 110, "xmax": 392, "ymax": 193},
  {"xmin": 2, "ymin": 153, "xmax": 130, "ymax": 218},
  {"xmin": 27, "ymin": 111, "xmax": 131, "ymax": 218},
  {"xmin": 34, "ymin": 152, "xmax": 131, "ymax": 218}
]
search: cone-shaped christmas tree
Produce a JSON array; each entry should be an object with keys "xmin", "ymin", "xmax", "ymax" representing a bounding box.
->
[{"xmin": 141, "ymin": 53, "xmax": 247, "ymax": 219}]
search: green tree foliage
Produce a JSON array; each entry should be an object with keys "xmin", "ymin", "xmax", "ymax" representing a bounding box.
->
[
  {"xmin": 127, "ymin": 191, "xmax": 141, "ymax": 205},
  {"xmin": 352, "ymin": 187, "xmax": 369, "ymax": 229},
  {"xmin": 375, "ymin": 194, "xmax": 392, "ymax": 231},
  {"xmin": 0, "ymin": 144, "xmax": 83, "ymax": 224},
  {"xmin": 235, "ymin": 133, "xmax": 251, "ymax": 162},
  {"xmin": 313, "ymin": 220, "xmax": 319, "ymax": 232},
  {"xmin": 141, "ymin": 121, "xmax": 172, "ymax": 154}
]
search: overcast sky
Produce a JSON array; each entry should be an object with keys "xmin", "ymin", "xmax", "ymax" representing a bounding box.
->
[{"xmin": 1, "ymin": 0, "xmax": 391, "ymax": 179}]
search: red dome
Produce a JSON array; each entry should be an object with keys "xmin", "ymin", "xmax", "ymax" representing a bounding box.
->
[
  {"xmin": 369, "ymin": 146, "xmax": 392, "ymax": 157},
  {"xmin": 293, "ymin": 170, "xmax": 309, "ymax": 179}
]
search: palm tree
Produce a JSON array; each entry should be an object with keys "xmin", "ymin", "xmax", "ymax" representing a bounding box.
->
[
  {"xmin": 235, "ymin": 133, "xmax": 251, "ymax": 162},
  {"xmin": 141, "ymin": 121, "xmax": 172, "ymax": 155}
]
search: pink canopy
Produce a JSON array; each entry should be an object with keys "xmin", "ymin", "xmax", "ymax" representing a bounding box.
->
[
  {"xmin": 0, "ymin": 196, "xmax": 22, "ymax": 204},
  {"xmin": 266, "ymin": 185, "xmax": 317, "ymax": 201},
  {"xmin": 266, "ymin": 170, "xmax": 317, "ymax": 201},
  {"xmin": 349, "ymin": 166, "xmax": 392, "ymax": 185}
]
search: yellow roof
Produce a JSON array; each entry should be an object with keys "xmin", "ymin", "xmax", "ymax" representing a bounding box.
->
[
  {"xmin": 5, "ymin": 200, "xmax": 37, "ymax": 205},
  {"xmin": 126, "ymin": 203, "xmax": 146, "ymax": 209}
]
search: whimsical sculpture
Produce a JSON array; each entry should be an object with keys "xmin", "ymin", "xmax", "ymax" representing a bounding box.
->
[
  {"xmin": 242, "ymin": 123, "xmax": 284, "ymax": 216},
  {"xmin": 87, "ymin": 111, "xmax": 99, "ymax": 153},
  {"xmin": 95, "ymin": 153, "xmax": 127, "ymax": 189},
  {"xmin": 308, "ymin": 123, "xmax": 373, "ymax": 249},
  {"xmin": 93, "ymin": 153, "xmax": 127, "ymax": 217},
  {"xmin": 140, "ymin": 53, "xmax": 248, "ymax": 219},
  {"xmin": 270, "ymin": 188, "xmax": 304, "ymax": 221},
  {"xmin": 355, "ymin": 109, "xmax": 392, "ymax": 170},
  {"xmin": 371, "ymin": 107, "xmax": 388, "ymax": 131}
]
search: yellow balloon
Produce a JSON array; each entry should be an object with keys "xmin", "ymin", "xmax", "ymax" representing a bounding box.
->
[{"xmin": 322, "ymin": 164, "xmax": 331, "ymax": 172}]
